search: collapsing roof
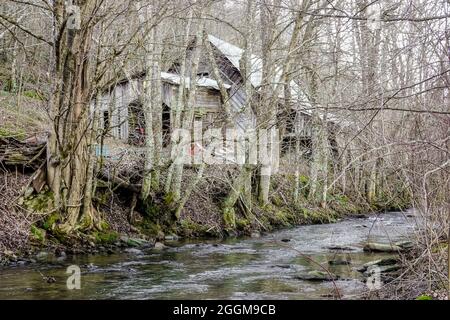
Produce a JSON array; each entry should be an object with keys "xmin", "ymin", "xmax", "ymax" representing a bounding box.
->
[
  {"xmin": 161, "ymin": 72, "xmax": 231, "ymax": 91},
  {"xmin": 207, "ymin": 35, "xmax": 348, "ymax": 126}
]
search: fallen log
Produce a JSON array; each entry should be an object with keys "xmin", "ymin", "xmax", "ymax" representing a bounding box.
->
[
  {"xmin": 0, "ymin": 137, "xmax": 46, "ymax": 169},
  {"xmin": 363, "ymin": 242, "xmax": 403, "ymax": 253},
  {"xmin": 97, "ymin": 170, "xmax": 142, "ymax": 194}
]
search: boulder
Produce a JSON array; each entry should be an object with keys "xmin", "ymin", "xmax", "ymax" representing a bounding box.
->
[
  {"xmin": 3, "ymin": 250, "xmax": 16, "ymax": 260},
  {"xmin": 153, "ymin": 242, "xmax": 167, "ymax": 250},
  {"xmin": 124, "ymin": 248, "xmax": 143, "ymax": 255},
  {"xmin": 36, "ymin": 251, "xmax": 49, "ymax": 261},
  {"xmin": 119, "ymin": 235, "xmax": 129, "ymax": 243},
  {"xmin": 164, "ymin": 234, "xmax": 179, "ymax": 241},
  {"xmin": 251, "ymin": 232, "xmax": 261, "ymax": 238},
  {"xmin": 56, "ymin": 253, "xmax": 67, "ymax": 262}
]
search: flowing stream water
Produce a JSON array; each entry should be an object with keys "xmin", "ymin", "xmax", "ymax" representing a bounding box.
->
[{"xmin": 0, "ymin": 210, "xmax": 417, "ymax": 299}]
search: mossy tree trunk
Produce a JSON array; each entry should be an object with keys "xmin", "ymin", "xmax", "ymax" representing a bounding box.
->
[{"xmin": 47, "ymin": 0, "xmax": 102, "ymax": 233}]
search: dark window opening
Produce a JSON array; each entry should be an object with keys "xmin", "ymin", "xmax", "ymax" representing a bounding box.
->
[
  {"xmin": 162, "ymin": 103, "xmax": 171, "ymax": 147},
  {"xmin": 103, "ymin": 111, "xmax": 110, "ymax": 130}
]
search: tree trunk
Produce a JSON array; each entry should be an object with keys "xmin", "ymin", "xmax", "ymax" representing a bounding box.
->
[
  {"xmin": 165, "ymin": 8, "xmax": 194, "ymax": 195},
  {"xmin": 257, "ymin": 0, "xmax": 280, "ymax": 205},
  {"xmin": 170, "ymin": 7, "xmax": 206, "ymax": 203},
  {"xmin": 151, "ymin": 23, "xmax": 163, "ymax": 191},
  {"xmin": 139, "ymin": 4, "xmax": 156, "ymax": 201},
  {"xmin": 46, "ymin": 0, "xmax": 101, "ymax": 233}
]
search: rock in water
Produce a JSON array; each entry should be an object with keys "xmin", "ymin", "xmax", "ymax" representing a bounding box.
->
[
  {"xmin": 295, "ymin": 270, "xmax": 339, "ymax": 281},
  {"xmin": 164, "ymin": 234, "xmax": 179, "ymax": 241},
  {"xmin": 273, "ymin": 264, "xmax": 292, "ymax": 269},
  {"xmin": 325, "ymin": 245, "xmax": 355, "ymax": 251},
  {"xmin": 395, "ymin": 240, "xmax": 414, "ymax": 250},
  {"xmin": 356, "ymin": 257, "xmax": 399, "ymax": 272},
  {"xmin": 363, "ymin": 242, "xmax": 403, "ymax": 253},
  {"xmin": 119, "ymin": 235, "xmax": 129, "ymax": 244},
  {"xmin": 328, "ymin": 259, "xmax": 351, "ymax": 266},
  {"xmin": 125, "ymin": 248, "xmax": 143, "ymax": 255},
  {"xmin": 153, "ymin": 242, "xmax": 167, "ymax": 250},
  {"xmin": 124, "ymin": 237, "xmax": 151, "ymax": 247},
  {"xmin": 36, "ymin": 251, "xmax": 49, "ymax": 261},
  {"xmin": 364, "ymin": 264, "xmax": 401, "ymax": 277},
  {"xmin": 46, "ymin": 276, "xmax": 56, "ymax": 284}
]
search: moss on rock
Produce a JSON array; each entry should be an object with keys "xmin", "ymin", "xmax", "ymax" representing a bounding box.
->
[
  {"xmin": 23, "ymin": 190, "xmax": 54, "ymax": 214},
  {"xmin": 93, "ymin": 231, "xmax": 119, "ymax": 244}
]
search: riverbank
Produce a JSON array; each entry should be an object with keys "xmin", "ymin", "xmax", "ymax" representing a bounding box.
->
[
  {"xmin": 0, "ymin": 211, "xmax": 417, "ymax": 299},
  {"xmin": 0, "ymin": 167, "xmax": 410, "ymax": 267},
  {"xmin": 376, "ymin": 240, "xmax": 449, "ymax": 300}
]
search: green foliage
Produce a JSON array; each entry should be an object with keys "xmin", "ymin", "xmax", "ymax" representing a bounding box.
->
[
  {"xmin": 139, "ymin": 219, "xmax": 163, "ymax": 236},
  {"xmin": 143, "ymin": 198, "xmax": 162, "ymax": 219},
  {"xmin": 22, "ymin": 90, "xmax": 43, "ymax": 100},
  {"xmin": 164, "ymin": 192, "xmax": 175, "ymax": 206},
  {"xmin": 0, "ymin": 127, "xmax": 26, "ymax": 140},
  {"xmin": 298, "ymin": 175, "xmax": 310, "ymax": 197},
  {"xmin": 42, "ymin": 213, "xmax": 60, "ymax": 231},
  {"xmin": 236, "ymin": 218, "xmax": 250, "ymax": 230},
  {"xmin": 432, "ymin": 242, "xmax": 448, "ymax": 254},
  {"xmin": 100, "ymin": 221, "xmax": 110, "ymax": 230},
  {"xmin": 23, "ymin": 190, "xmax": 54, "ymax": 213},
  {"xmin": 30, "ymin": 225, "xmax": 46, "ymax": 243},
  {"xmin": 416, "ymin": 295, "xmax": 433, "ymax": 300},
  {"xmin": 271, "ymin": 194, "xmax": 284, "ymax": 207},
  {"xmin": 329, "ymin": 193, "xmax": 349, "ymax": 204},
  {"xmin": 178, "ymin": 218, "xmax": 211, "ymax": 237},
  {"xmin": 273, "ymin": 210, "xmax": 293, "ymax": 227},
  {"xmin": 93, "ymin": 231, "xmax": 119, "ymax": 244},
  {"xmin": 223, "ymin": 207, "xmax": 236, "ymax": 230}
]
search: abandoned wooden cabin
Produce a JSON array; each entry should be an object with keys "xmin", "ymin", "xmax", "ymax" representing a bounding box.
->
[{"xmin": 96, "ymin": 35, "xmax": 344, "ymax": 157}]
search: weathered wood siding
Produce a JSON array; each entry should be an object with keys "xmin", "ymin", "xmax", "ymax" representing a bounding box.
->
[
  {"xmin": 97, "ymin": 80, "xmax": 178, "ymax": 142},
  {"xmin": 195, "ymin": 88, "xmax": 221, "ymax": 111}
]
